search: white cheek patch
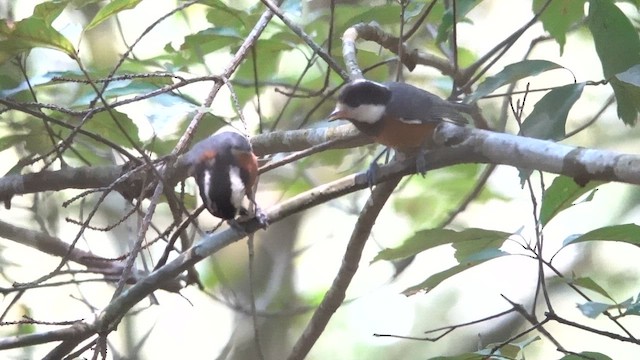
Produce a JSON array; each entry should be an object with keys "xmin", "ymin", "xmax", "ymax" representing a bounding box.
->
[
  {"xmin": 228, "ymin": 166, "xmax": 246, "ymax": 210},
  {"xmin": 202, "ymin": 170, "xmax": 214, "ymax": 210},
  {"xmin": 351, "ymin": 104, "xmax": 386, "ymax": 124}
]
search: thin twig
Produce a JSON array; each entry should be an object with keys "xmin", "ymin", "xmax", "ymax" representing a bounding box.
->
[{"xmin": 247, "ymin": 234, "xmax": 265, "ymax": 360}]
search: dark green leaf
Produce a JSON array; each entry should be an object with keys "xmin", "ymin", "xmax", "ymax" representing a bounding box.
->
[
  {"xmin": 539, "ymin": 175, "xmax": 604, "ymax": 227},
  {"xmin": 577, "ymin": 301, "xmax": 613, "ymax": 318},
  {"xmin": 466, "ymin": 60, "xmax": 565, "ymax": 103},
  {"xmin": 436, "ymin": 0, "xmax": 479, "ymax": 44},
  {"xmin": 533, "ymin": 0, "xmax": 585, "ymax": 54},
  {"xmin": 588, "ymin": 0, "xmax": 640, "ymax": 124},
  {"xmin": 85, "ymin": 0, "xmax": 143, "ymax": 31},
  {"xmin": 520, "ymin": 82, "xmax": 585, "ymax": 140},
  {"xmin": 562, "ymin": 224, "xmax": 640, "ymax": 247},
  {"xmin": 612, "ymin": 65, "xmax": 640, "ymax": 123},
  {"xmin": 610, "ymin": 76, "xmax": 640, "ymax": 125}
]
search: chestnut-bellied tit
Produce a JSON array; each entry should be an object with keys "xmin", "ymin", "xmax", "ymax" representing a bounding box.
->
[
  {"xmin": 328, "ymin": 79, "xmax": 469, "ymax": 182},
  {"xmin": 184, "ymin": 131, "xmax": 267, "ymax": 227}
]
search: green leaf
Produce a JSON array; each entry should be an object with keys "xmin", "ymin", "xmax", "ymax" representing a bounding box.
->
[
  {"xmin": 402, "ymin": 263, "xmax": 474, "ymax": 296},
  {"xmin": 533, "ymin": 0, "xmax": 585, "ymax": 54},
  {"xmin": 610, "ymin": 74, "xmax": 640, "ymax": 126},
  {"xmin": 562, "ymin": 224, "xmax": 640, "ymax": 247},
  {"xmin": 512, "ymin": 335, "xmax": 541, "ymax": 351},
  {"xmin": 373, "ymin": 228, "xmax": 511, "ymax": 263},
  {"xmin": 143, "ymin": 137, "xmax": 178, "ymax": 156},
  {"xmin": 588, "ymin": 0, "xmax": 640, "ymax": 124},
  {"xmin": 22, "ymin": 119, "xmax": 58, "ymax": 155},
  {"xmin": 465, "ymin": 60, "xmax": 565, "ymax": 103},
  {"xmin": 558, "ymin": 352, "xmax": 613, "ymax": 360},
  {"xmin": 85, "ymin": 0, "xmax": 143, "ymax": 31},
  {"xmin": 520, "ymin": 82, "xmax": 585, "ymax": 140},
  {"xmin": 205, "ymin": 0, "xmax": 248, "ymax": 30},
  {"xmin": 402, "ymin": 249, "xmax": 509, "ymax": 296},
  {"xmin": 0, "ymin": 17, "xmax": 76, "ymax": 57},
  {"xmin": 577, "ymin": 301, "xmax": 613, "ymax": 318},
  {"xmin": 373, "ymin": 229, "xmax": 461, "ymax": 263},
  {"xmin": 33, "ymin": 0, "xmax": 71, "ymax": 25},
  {"xmin": 83, "ymin": 110, "xmax": 141, "ymax": 148},
  {"xmin": 0, "ymin": 134, "xmax": 29, "ymax": 152},
  {"xmin": 451, "ymin": 229, "xmax": 512, "ymax": 263},
  {"xmin": 539, "ymin": 175, "xmax": 604, "ymax": 227},
  {"xmin": 16, "ymin": 305, "xmax": 36, "ymax": 335},
  {"xmin": 436, "ymin": 0, "xmax": 479, "ymax": 44},
  {"xmin": 623, "ymin": 293, "xmax": 640, "ymax": 316},
  {"xmin": 344, "ymin": 4, "xmax": 405, "ymax": 27},
  {"xmin": 393, "ymin": 164, "xmax": 506, "ymax": 230},
  {"xmin": 612, "ymin": 65, "xmax": 640, "ymax": 123},
  {"xmin": 570, "ymin": 277, "xmax": 615, "ymax": 302},
  {"xmin": 180, "ymin": 27, "xmax": 243, "ymax": 55}
]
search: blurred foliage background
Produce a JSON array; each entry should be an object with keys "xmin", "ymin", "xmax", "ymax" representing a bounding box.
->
[{"xmin": 1, "ymin": 0, "xmax": 640, "ymax": 359}]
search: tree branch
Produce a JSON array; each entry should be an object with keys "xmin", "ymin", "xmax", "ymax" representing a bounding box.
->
[
  {"xmin": 434, "ymin": 123, "xmax": 640, "ymax": 185},
  {"xmin": 287, "ymin": 177, "xmax": 401, "ymax": 360},
  {"xmin": 0, "ymin": 219, "xmax": 183, "ymax": 293},
  {"xmin": 0, "ymin": 125, "xmax": 365, "ymax": 202}
]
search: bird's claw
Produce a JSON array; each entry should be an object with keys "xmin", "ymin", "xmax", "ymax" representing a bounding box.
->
[
  {"xmin": 236, "ymin": 205, "xmax": 269, "ymax": 230},
  {"xmin": 366, "ymin": 161, "xmax": 380, "ymax": 189},
  {"xmin": 254, "ymin": 207, "xmax": 269, "ymax": 229},
  {"xmin": 415, "ymin": 149, "xmax": 428, "ymax": 177}
]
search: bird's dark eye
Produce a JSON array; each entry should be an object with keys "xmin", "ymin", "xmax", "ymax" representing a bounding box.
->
[{"xmin": 339, "ymin": 81, "xmax": 391, "ymax": 107}]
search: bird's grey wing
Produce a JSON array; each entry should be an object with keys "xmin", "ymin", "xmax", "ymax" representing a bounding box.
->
[{"xmin": 383, "ymin": 82, "xmax": 469, "ymax": 125}]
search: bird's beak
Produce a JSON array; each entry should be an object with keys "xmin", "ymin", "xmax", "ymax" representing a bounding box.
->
[{"xmin": 328, "ymin": 108, "xmax": 346, "ymax": 122}]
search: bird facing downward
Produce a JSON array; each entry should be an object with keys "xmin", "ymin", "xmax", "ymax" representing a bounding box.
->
[
  {"xmin": 185, "ymin": 131, "xmax": 266, "ymax": 226},
  {"xmin": 328, "ymin": 79, "xmax": 468, "ymax": 153}
]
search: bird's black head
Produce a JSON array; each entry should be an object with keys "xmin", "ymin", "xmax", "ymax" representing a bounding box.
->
[
  {"xmin": 337, "ymin": 79, "xmax": 392, "ymax": 108},
  {"xmin": 329, "ymin": 80, "xmax": 392, "ymax": 125}
]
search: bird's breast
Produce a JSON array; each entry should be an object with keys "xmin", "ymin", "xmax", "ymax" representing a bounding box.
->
[{"xmin": 372, "ymin": 115, "xmax": 438, "ymax": 152}]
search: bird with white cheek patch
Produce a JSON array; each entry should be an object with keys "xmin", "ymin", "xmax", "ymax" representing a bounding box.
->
[
  {"xmin": 185, "ymin": 131, "xmax": 267, "ymax": 228},
  {"xmin": 329, "ymin": 79, "xmax": 470, "ymax": 183}
]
